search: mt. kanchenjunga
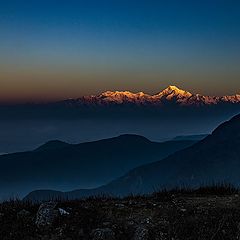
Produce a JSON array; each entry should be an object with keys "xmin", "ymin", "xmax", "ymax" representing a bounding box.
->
[{"xmin": 64, "ymin": 85, "xmax": 240, "ymax": 106}]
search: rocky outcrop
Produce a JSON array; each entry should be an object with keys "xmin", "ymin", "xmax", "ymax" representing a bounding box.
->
[{"xmin": 35, "ymin": 202, "xmax": 58, "ymax": 228}]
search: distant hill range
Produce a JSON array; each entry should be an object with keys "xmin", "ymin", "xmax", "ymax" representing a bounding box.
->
[
  {"xmin": 0, "ymin": 135, "xmax": 196, "ymax": 199},
  {"xmin": 25, "ymin": 113, "xmax": 240, "ymax": 202}
]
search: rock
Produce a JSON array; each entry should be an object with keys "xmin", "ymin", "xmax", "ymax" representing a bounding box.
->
[
  {"xmin": 115, "ymin": 203, "xmax": 125, "ymax": 208},
  {"xmin": 58, "ymin": 208, "xmax": 70, "ymax": 216},
  {"xmin": 102, "ymin": 222, "xmax": 111, "ymax": 226},
  {"xmin": 35, "ymin": 202, "xmax": 58, "ymax": 228},
  {"xmin": 134, "ymin": 226, "xmax": 149, "ymax": 240},
  {"xmin": 180, "ymin": 208, "xmax": 187, "ymax": 212},
  {"xmin": 91, "ymin": 228, "xmax": 115, "ymax": 240}
]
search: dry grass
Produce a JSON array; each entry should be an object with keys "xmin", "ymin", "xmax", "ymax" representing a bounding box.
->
[{"xmin": 1, "ymin": 184, "xmax": 240, "ymax": 239}]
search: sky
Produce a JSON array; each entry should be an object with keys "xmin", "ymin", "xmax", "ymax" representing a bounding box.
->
[{"xmin": 0, "ymin": 0, "xmax": 240, "ymax": 102}]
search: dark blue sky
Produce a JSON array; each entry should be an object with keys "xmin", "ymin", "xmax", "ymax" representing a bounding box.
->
[{"xmin": 0, "ymin": 0, "xmax": 240, "ymax": 101}]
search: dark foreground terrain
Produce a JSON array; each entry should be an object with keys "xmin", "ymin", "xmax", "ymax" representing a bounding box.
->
[{"xmin": 1, "ymin": 186, "xmax": 240, "ymax": 240}]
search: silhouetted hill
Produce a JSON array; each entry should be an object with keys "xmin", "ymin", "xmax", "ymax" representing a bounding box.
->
[
  {"xmin": 0, "ymin": 135, "xmax": 196, "ymax": 199},
  {"xmin": 25, "ymin": 113, "xmax": 240, "ymax": 201},
  {"xmin": 172, "ymin": 134, "xmax": 208, "ymax": 141},
  {"xmin": 102, "ymin": 114, "xmax": 240, "ymax": 195},
  {"xmin": 34, "ymin": 140, "xmax": 70, "ymax": 152}
]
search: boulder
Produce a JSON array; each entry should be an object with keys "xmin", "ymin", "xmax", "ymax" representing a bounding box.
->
[
  {"xmin": 134, "ymin": 226, "xmax": 149, "ymax": 240},
  {"xmin": 35, "ymin": 202, "xmax": 58, "ymax": 228},
  {"xmin": 91, "ymin": 228, "xmax": 115, "ymax": 240}
]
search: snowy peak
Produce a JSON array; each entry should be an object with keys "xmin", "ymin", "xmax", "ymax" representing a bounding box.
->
[
  {"xmin": 155, "ymin": 85, "xmax": 192, "ymax": 100},
  {"xmin": 161, "ymin": 85, "xmax": 190, "ymax": 94},
  {"xmin": 71, "ymin": 85, "xmax": 240, "ymax": 106},
  {"xmin": 99, "ymin": 86, "xmax": 193, "ymax": 102},
  {"xmin": 100, "ymin": 90, "xmax": 149, "ymax": 98},
  {"xmin": 221, "ymin": 94, "xmax": 240, "ymax": 103},
  {"xmin": 98, "ymin": 90, "xmax": 151, "ymax": 104}
]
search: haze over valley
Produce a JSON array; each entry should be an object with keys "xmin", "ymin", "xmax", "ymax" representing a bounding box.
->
[{"xmin": 0, "ymin": 85, "xmax": 239, "ymax": 154}]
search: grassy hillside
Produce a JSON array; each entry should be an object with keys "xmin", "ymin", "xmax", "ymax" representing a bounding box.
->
[{"xmin": 1, "ymin": 185, "xmax": 240, "ymax": 240}]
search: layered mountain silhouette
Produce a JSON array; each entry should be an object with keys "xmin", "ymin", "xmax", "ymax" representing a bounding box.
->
[
  {"xmin": 0, "ymin": 135, "xmax": 196, "ymax": 199},
  {"xmin": 25, "ymin": 113, "xmax": 240, "ymax": 201}
]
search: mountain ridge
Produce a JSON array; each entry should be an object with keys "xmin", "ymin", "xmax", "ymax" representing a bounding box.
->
[
  {"xmin": 0, "ymin": 134, "xmax": 197, "ymax": 199},
  {"xmin": 64, "ymin": 85, "xmax": 240, "ymax": 107},
  {"xmin": 24, "ymin": 113, "xmax": 240, "ymax": 201}
]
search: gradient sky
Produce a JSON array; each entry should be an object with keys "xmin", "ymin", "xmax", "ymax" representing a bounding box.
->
[{"xmin": 1, "ymin": 0, "xmax": 240, "ymax": 102}]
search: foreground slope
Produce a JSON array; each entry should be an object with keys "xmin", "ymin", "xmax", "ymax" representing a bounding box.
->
[
  {"xmin": 25, "ymin": 113, "xmax": 240, "ymax": 201},
  {"xmin": 5, "ymin": 187, "xmax": 240, "ymax": 240}
]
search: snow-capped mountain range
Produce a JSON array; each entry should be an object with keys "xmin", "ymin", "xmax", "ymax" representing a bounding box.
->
[{"xmin": 63, "ymin": 85, "xmax": 240, "ymax": 106}]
